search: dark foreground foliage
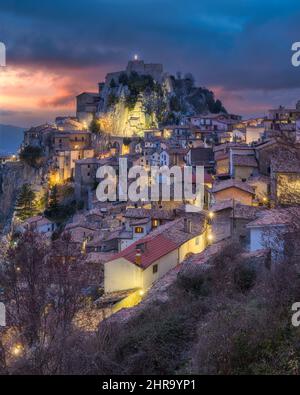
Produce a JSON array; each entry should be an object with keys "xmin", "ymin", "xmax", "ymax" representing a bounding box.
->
[{"xmin": 2, "ymin": 238, "xmax": 300, "ymax": 375}]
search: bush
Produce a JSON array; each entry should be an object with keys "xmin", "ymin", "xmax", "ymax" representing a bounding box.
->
[
  {"xmin": 89, "ymin": 119, "xmax": 101, "ymax": 134},
  {"xmin": 124, "ymin": 72, "xmax": 156, "ymax": 109},
  {"xmin": 108, "ymin": 302, "xmax": 198, "ymax": 374},
  {"xmin": 19, "ymin": 146, "xmax": 43, "ymax": 168},
  {"xmin": 118, "ymin": 73, "xmax": 128, "ymax": 85},
  {"xmin": 169, "ymin": 96, "xmax": 181, "ymax": 112},
  {"xmin": 45, "ymin": 200, "xmax": 77, "ymax": 222},
  {"xmin": 177, "ymin": 264, "xmax": 212, "ymax": 296},
  {"xmin": 234, "ymin": 262, "xmax": 257, "ymax": 293},
  {"xmin": 109, "ymin": 78, "xmax": 117, "ymax": 88}
]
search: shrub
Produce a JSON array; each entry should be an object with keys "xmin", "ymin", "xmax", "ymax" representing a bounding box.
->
[
  {"xmin": 177, "ymin": 264, "xmax": 212, "ymax": 296},
  {"xmin": 89, "ymin": 118, "xmax": 101, "ymax": 134},
  {"xmin": 170, "ymin": 96, "xmax": 181, "ymax": 112},
  {"xmin": 118, "ymin": 73, "xmax": 128, "ymax": 85},
  {"xmin": 234, "ymin": 262, "xmax": 257, "ymax": 293},
  {"xmin": 109, "ymin": 78, "xmax": 117, "ymax": 88},
  {"xmin": 19, "ymin": 146, "xmax": 43, "ymax": 168}
]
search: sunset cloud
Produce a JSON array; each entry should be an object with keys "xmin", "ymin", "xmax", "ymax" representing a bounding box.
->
[{"xmin": 1, "ymin": 0, "xmax": 300, "ymax": 126}]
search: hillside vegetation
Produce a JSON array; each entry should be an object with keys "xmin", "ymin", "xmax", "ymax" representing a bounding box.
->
[{"xmin": 4, "ymin": 241, "xmax": 300, "ymax": 375}]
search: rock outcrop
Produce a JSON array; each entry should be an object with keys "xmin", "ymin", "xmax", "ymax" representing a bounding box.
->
[
  {"xmin": 96, "ymin": 61, "xmax": 227, "ymax": 137},
  {"xmin": 0, "ymin": 161, "xmax": 45, "ymax": 232}
]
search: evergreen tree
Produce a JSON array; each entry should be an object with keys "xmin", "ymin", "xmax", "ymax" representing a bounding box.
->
[
  {"xmin": 212, "ymin": 99, "xmax": 223, "ymax": 114},
  {"xmin": 15, "ymin": 184, "xmax": 37, "ymax": 221}
]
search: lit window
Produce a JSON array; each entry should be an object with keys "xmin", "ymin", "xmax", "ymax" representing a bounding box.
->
[
  {"xmin": 135, "ymin": 227, "xmax": 143, "ymax": 234},
  {"xmin": 152, "ymin": 219, "xmax": 159, "ymax": 228},
  {"xmin": 153, "ymin": 264, "xmax": 158, "ymax": 274}
]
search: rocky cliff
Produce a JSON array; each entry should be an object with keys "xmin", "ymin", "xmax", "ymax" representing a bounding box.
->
[
  {"xmin": 96, "ymin": 71, "xmax": 226, "ymax": 137},
  {"xmin": 0, "ymin": 161, "xmax": 45, "ymax": 232}
]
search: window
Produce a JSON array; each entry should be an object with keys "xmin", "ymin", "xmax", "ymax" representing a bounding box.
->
[
  {"xmin": 135, "ymin": 227, "xmax": 143, "ymax": 234},
  {"xmin": 153, "ymin": 264, "xmax": 158, "ymax": 274},
  {"xmin": 152, "ymin": 219, "xmax": 159, "ymax": 228}
]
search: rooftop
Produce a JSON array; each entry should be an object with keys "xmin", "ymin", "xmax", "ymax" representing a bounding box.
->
[
  {"xmin": 247, "ymin": 207, "xmax": 300, "ymax": 228},
  {"xmin": 211, "ymin": 179, "xmax": 255, "ymax": 195},
  {"xmin": 124, "ymin": 208, "xmax": 175, "ymax": 221},
  {"xmin": 107, "ymin": 215, "xmax": 207, "ymax": 270}
]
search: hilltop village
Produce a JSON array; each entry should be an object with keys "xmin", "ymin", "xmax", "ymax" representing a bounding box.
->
[{"xmin": 0, "ymin": 59, "xmax": 300, "ymax": 372}]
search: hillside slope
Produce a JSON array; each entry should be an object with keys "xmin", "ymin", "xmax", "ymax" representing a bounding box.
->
[{"xmin": 97, "ymin": 72, "xmax": 226, "ymax": 137}]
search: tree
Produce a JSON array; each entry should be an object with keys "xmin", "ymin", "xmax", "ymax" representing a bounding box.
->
[
  {"xmin": 19, "ymin": 146, "xmax": 43, "ymax": 168},
  {"xmin": 15, "ymin": 184, "xmax": 37, "ymax": 221},
  {"xmin": 123, "ymin": 137, "xmax": 132, "ymax": 146},
  {"xmin": 48, "ymin": 185, "xmax": 59, "ymax": 211},
  {"xmin": 212, "ymin": 99, "xmax": 223, "ymax": 114},
  {"xmin": 0, "ymin": 231, "xmax": 93, "ymax": 374},
  {"xmin": 118, "ymin": 73, "xmax": 128, "ymax": 86},
  {"xmin": 89, "ymin": 118, "xmax": 101, "ymax": 134},
  {"xmin": 109, "ymin": 78, "xmax": 117, "ymax": 88},
  {"xmin": 169, "ymin": 96, "xmax": 181, "ymax": 112}
]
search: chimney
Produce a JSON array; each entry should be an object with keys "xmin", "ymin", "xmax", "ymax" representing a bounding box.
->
[
  {"xmin": 135, "ymin": 248, "xmax": 142, "ymax": 266},
  {"xmin": 184, "ymin": 218, "xmax": 192, "ymax": 233}
]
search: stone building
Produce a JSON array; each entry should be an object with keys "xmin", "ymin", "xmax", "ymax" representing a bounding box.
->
[
  {"xmin": 74, "ymin": 157, "xmax": 102, "ymax": 206},
  {"xmin": 52, "ymin": 130, "xmax": 94, "ymax": 182},
  {"xmin": 270, "ymin": 151, "xmax": 300, "ymax": 206},
  {"xmin": 76, "ymin": 92, "xmax": 101, "ymax": 124}
]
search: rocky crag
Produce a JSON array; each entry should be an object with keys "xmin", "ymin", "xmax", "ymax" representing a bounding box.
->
[
  {"xmin": 0, "ymin": 161, "xmax": 46, "ymax": 232},
  {"xmin": 96, "ymin": 63, "xmax": 227, "ymax": 137}
]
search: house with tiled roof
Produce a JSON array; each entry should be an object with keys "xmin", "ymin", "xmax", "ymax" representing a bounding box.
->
[
  {"xmin": 210, "ymin": 179, "xmax": 255, "ymax": 206},
  {"xmin": 19, "ymin": 215, "xmax": 57, "ymax": 236},
  {"xmin": 231, "ymin": 154, "xmax": 258, "ymax": 180},
  {"xmin": 104, "ymin": 215, "xmax": 209, "ymax": 293},
  {"xmin": 185, "ymin": 147, "xmax": 214, "ymax": 171},
  {"xmin": 160, "ymin": 147, "xmax": 188, "ymax": 167},
  {"xmin": 247, "ymin": 207, "xmax": 300, "ymax": 261}
]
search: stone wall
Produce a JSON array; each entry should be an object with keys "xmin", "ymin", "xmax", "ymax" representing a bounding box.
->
[{"xmin": 276, "ymin": 173, "xmax": 300, "ymax": 205}]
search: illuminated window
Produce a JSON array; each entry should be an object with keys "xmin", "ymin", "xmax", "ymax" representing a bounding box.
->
[
  {"xmin": 135, "ymin": 227, "xmax": 143, "ymax": 234},
  {"xmin": 152, "ymin": 219, "xmax": 159, "ymax": 228},
  {"xmin": 153, "ymin": 264, "xmax": 158, "ymax": 274}
]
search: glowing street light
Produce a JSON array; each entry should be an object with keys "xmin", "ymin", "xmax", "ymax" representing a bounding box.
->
[
  {"xmin": 134, "ymin": 54, "xmax": 138, "ymax": 61},
  {"xmin": 12, "ymin": 343, "xmax": 23, "ymax": 357},
  {"xmin": 207, "ymin": 233, "xmax": 213, "ymax": 243},
  {"xmin": 208, "ymin": 211, "xmax": 214, "ymax": 219}
]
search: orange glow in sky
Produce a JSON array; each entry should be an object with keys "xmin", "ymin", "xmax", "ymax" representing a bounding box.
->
[{"xmin": 0, "ymin": 64, "xmax": 106, "ymax": 127}]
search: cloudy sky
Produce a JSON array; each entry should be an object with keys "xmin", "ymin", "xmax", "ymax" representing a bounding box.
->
[{"xmin": 1, "ymin": 0, "xmax": 300, "ymax": 127}]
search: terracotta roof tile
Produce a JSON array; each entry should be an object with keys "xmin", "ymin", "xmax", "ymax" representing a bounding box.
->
[
  {"xmin": 211, "ymin": 179, "xmax": 255, "ymax": 195},
  {"xmin": 247, "ymin": 207, "xmax": 300, "ymax": 228}
]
